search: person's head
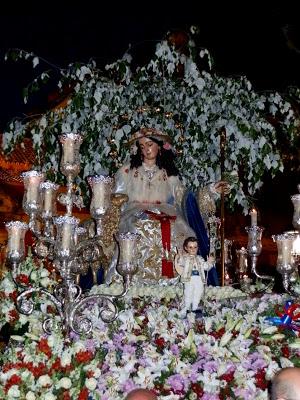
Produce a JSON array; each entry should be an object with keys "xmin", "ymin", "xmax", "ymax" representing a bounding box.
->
[
  {"xmin": 128, "ymin": 128, "xmax": 179, "ymax": 176},
  {"xmin": 125, "ymin": 388, "xmax": 158, "ymax": 400},
  {"xmin": 271, "ymin": 367, "xmax": 300, "ymax": 400},
  {"xmin": 183, "ymin": 236, "xmax": 198, "ymax": 255},
  {"xmin": 138, "ymin": 136, "xmax": 160, "ymax": 164}
]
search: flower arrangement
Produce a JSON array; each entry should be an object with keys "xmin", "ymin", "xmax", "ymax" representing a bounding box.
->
[
  {"xmin": 2, "ymin": 28, "xmax": 300, "ymax": 212},
  {"xmin": 1, "ymin": 256, "xmax": 300, "ymax": 399}
]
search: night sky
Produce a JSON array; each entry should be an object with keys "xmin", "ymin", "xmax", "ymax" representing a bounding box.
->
[{"xmin": 1, "ymin": 3, "xmax": 300, "ymax": 131}]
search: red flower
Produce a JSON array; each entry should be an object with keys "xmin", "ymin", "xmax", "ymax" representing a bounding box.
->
[
  {"xmin": 281, "ymin": 345, "xmax": 290, "ymax": 358},
  {"xmin": 8, "ymin": 309, "xmax": 19, "ymax": 323},
  {"xmin": 191, "ymin": 382, "xmax": 204, "ymax": 398},
  {"xmin": 51, "ymin": 357, "xmax": 62, "ymax": 372},
  {"xmin": 211, "ymin": 327, "xmax": 225, "ymax": 339},
  {"xmin": 75, "ymin": 350, "xmax": 93, "ymax": 364},
  {"xmin": 220, "ymin": 370, "xmax": 234, "ymax": 383},
  {"xmin": 62, "ymin": 391, "xmax": 71, "ymax": 400},
  {"xmin": 30, "ymin": 362, "xmax": 47, "ymax": 378},
  {"xmin": 78, "ymin": 387, "xmax": 89, "ymax": 400},
  {"xmin": 255, "ymin": 368, "xmax": 268, "ymax": 390},
  {"xmin": 8, "ymin": 290, "xmax": 18, "ymax": 301},
  {"xmin": 16, "ymin": 274, "xmax": 30, "ymax": 286},
  {"xmin": 37, "ymin": 338, "xmax": 52, "ymax": 358},
  {"xmin": 86, "ymin": 370, "xmax": 94, "ymax": 378},
  {"xmin": 4, "ymin": 374, "xmax": 22, "ymax": 393},
  {"xmin": 154, "ymin": 337, "xmax": 166, "ymax": 348}
]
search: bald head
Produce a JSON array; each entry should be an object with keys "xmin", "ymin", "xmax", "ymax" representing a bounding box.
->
[
  {"xmin": 271, "ymin": 367, "xmax": 300, "ymax": 400},
  {"xmin": 125, "ymin": 388, "xmax": 157, "ymax": 400}
]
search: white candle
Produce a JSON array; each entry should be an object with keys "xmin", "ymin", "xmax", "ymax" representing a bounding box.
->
[
  {"xmin": 63, "ymin": 139, "xmax": 75, "ymax": 164},
  {"xmin": 281, "ymin": 238, "xmax": 293, "ymax": 265},
  {"xmin": 44, "ymin": 188, "xmax": 53, "ymax": 213},
  {"xmin": 62, "ymin": 223, "xmax": 72, "ymax": 250},
  {"xmin": 250, "ymin": 208, "xmax": 257, "ymax": 227},
  {"xmin": 293, "ymin": 235, "xmax": 300, "ymax": 256},
  {"xmin": 120, "ymin": 239, "xmax": 135, "ymax": 263},
  {"xmin": 27, "ymin": 176, "xmax": 40, "ymax": 203},
  {"xmin": 93, "ymin": 182, "xmax": 106, "ymax": 209},
  {"xmin": 8, "ymin": 227, "xmax": 22, "ymax": 252}
]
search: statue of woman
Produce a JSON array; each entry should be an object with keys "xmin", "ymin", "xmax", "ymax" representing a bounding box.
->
[{"xmin": 105, "ymin": 127, "xmax": 228, "ymax": 284}]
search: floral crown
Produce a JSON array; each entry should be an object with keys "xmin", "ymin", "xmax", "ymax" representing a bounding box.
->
[{"xmin": 127, "ymin": 128, "xmax": 172, "ymax": 150}]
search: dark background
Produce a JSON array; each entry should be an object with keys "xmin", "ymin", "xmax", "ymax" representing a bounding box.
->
[
  {"xmin": 1, "ymin": 3, "xmax": 300, "ymax": 130},
  {"xmin": 0, "ymin": 3, "xmax": 299, "ymax": 230}
]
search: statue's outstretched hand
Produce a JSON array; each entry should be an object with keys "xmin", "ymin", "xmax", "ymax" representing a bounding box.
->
[{"xmin": 214, "ymin": 181, "xmax": 231, "ymax": 195}]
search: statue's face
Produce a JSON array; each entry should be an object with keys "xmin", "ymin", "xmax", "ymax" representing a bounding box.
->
[
  {"xmin": 185, "ymin": 241, "xmax": 198, "ymax": 255},
  {"xmin": 139, "ymin": 137, "xmax": 159, "ymax": 161}
]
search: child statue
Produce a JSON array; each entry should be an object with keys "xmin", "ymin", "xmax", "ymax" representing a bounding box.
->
[{"xmin": 175, "ymin": 236, "xmax": 215, "ymax": 317}]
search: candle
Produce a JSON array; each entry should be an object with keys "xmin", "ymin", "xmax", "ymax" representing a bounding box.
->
[
  {"xmin": 9, "ymin": 226, "xmax": 22, "ymax": 252},
  {"xmin": 93, "ymin": 182, "xmax": 106, "ymax": 209},
  {"xmin": 5, "ymin": 221, "xmax": 28, "ymax": 255},
  {"xmin": 250, "ymin": 208, "xmax": 257, "ymax": 227},
  {"xmin": 292, "ymin": 235, "xmax": 300, "ymax": 256},
  {"xmin": 120, "ymin": 239, "xmax": 135, "ymax": 263},
  {"xmin": 63, "ymin": 139, "xmax": 75, "ymax": 164},
  {"xmin": 27, "ymin": 176, "xmax": 40, "ymax": 203},
  {"xmin": 44, "ymin": 188, "xmax": 53, "ymax": 213},
  {"xmin": 281, "ymin": 238, "xmax": 293, "ymax": 265},
  {"xmin": 62, "ymin": 222, "xmax": 72, "ymax": 250}
]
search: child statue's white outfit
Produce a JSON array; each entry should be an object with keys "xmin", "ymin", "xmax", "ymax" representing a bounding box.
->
[{"xmin": 175, "ymin": 253, "xmax": 214, "ymax": 314}]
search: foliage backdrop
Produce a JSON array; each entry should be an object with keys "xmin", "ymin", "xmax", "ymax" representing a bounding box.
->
[{"xmin": 2, "ymin": 28, "xmax": 299, "ymax": 212}]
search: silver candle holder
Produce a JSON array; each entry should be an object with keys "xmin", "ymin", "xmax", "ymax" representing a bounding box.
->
[
  {"xmin": 88, "ymin": 175, "xmax": 114, "ymax": 236},
  {"xmin": 245, "ymin": 225, "xmax": 274, "ymax": 289},
  {"xmin": 5, "ymin": 132, "xmax": 136, "ymax": 337},
  {"xmin": 272, "ymin": 232, "xmax": 298, "ymax": 297}
]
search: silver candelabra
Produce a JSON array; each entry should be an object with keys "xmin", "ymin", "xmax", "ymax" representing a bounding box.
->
[{"xmin": 5, "ymin": 133, "xmax": 139, "ymax": 336}]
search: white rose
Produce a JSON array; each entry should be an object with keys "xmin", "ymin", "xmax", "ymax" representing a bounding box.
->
[
  {"xmin": 61, "ymin": 351, "xmax": 72, "ymax": 367},
  {"xmin": 30, "ymin": 271, "xmax": 38, "ymax": 281},
  {"xmin": 25, "ymin": 392, "xmax": 36, "ymax": 400},
  {"xmin": 44, "ymin": 393, "xmax": 56, "ymax": 400},
  {"xmin": 47, "ymin": 335, "xmax": 55, "ymax": 347},
  {"xmin": 74, "ymin": 341, "xmax": 85, "ymax": 353},
  {"xmin": 37, "ymin": 374, "xmax": 52, "ymax": 387},
  {"xmin": 57, "ymin": 377, "xmax": 72, "ymax": 389},
  {"xmin": 40, "ymin": 277, "xmax": 50, "ymax": 287},
  {"xmin": 93, "ymin": 368, "xmax": 101, "ymax": 378},
  {"xmin": 7, "ymin": 385, "xmax": 20, "ymax": 398},
  {"xmin": 85, "ymin": 377, "xmax": 97, "ymax": 390},
  {"xmin": 40, "ymin": 269, "xmax": 49, "ymax": 278}
]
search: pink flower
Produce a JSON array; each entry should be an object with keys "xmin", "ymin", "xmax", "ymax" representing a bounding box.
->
[{"xmin": 163, "ymin": 142, "xmax": 172, "ymax": 150}]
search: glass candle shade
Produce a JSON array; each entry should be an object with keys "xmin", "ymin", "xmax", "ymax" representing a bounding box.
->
[
  {"xmin": 224, "ymin": 239, "xmax": 232, "ymax": 264},
  {"xmin": 272, "ymin": 234, "xmax": 296, "ymax": 276},
  {"xmin": 5, "ymin": 221, "xmax": 28, "ymax": 263},
  {"xmin": 291, "ymin": 194, "xmax": 300, "ymax": 231},
  {"xmin": 21, "ymin": 171, "xmax": 44, "ymax": 215},
  {"xmin": 236, "ymin": 247, "xmax": 248, "ymax": 276},
  {"xmin": 40, "ymin": 181, "xmax": 59, "ymax": 218},
  {"xmin": 118, "ymin": 232, "xmax": 140, "ymax": 263},
  {"xmin": 59, "ymin": 133, "xmax": 83, "ymax": 179},
  {"xmin": 88, "ymin": 175, "xmax": 114, "ymax": 218},
  {"xmin": 54, "ymin": 216, "xmax": 79, "ymax": 260},
  {"xmin": 245, "ymin": 226, "xmax": 264, "ymax": 256}
]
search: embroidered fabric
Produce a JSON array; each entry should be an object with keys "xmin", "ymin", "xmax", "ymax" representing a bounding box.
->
[{"xmin": 105, "ymin": 164, "xmax": 195, "ymax": 283}]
